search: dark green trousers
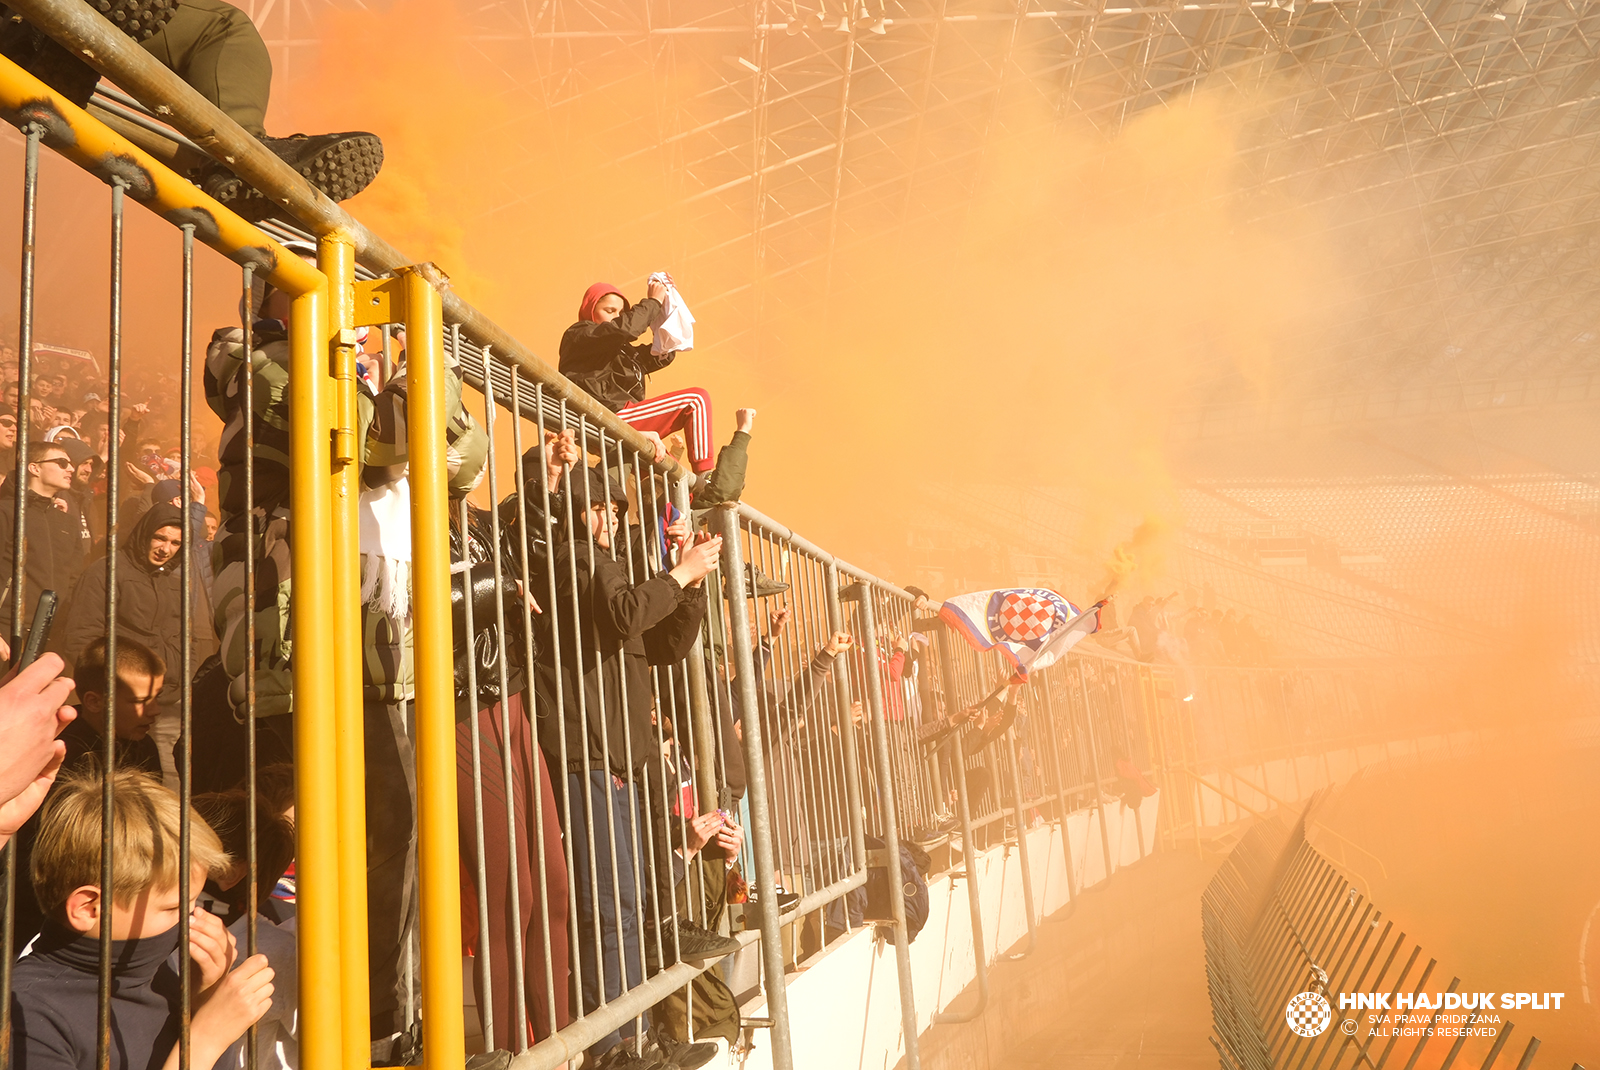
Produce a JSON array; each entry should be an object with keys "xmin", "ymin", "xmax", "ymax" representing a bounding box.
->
[{"xmin": 139, "ymin": 0, "xmax": 271, "ymax": 135}]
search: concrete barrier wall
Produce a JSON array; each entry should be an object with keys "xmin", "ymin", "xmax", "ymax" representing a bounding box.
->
[{"xmin": 738, "ymin": 791, "xmax": 1161, "ymax": 1070}]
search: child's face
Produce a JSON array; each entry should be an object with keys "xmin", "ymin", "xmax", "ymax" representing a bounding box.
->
[
  {"xmin": 594, "ymin": 294, "xmax": 626, "ymax": 323},
  {"xmin": 589, "ymin": 502, "xmax": 618, "ymax": 548},
  {"xmin": 78, "ymin": 861, "xmax": 207, "ymax": 940}
]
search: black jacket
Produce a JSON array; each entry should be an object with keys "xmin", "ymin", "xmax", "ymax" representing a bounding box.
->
[
  {"xmin": 558, "ymin": 298, "xmax": 676, "ymax": 412},
  {"xmin": 0, "ymin": 489, "xmax": 87, "ymax": 637},
  {"xmin": 9, "ymin": 922, "xmax": 195, "ymax": 1070},
  {"xmin": 532, "ymin": 531, "xmax": 705, "ymax": 777},
  {"xmin": 56, "ymin": 504, "xmax": 217, "ymax": 686}
]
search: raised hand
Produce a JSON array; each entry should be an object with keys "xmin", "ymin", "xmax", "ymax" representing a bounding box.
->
[
  {"xmin": 188, "ymin": 906, "xmax": 237, "ymax": 993},
  {"xmin": 176, "ymin": 955, "xmax": 274, "ymax": 1070},
  {"xmin": 670, "ymin": 533, "xmax": 723, "ymax": 588},
  {"xmin": 0, "ymin": 654, "xmax": 75, "ymax": 814}
]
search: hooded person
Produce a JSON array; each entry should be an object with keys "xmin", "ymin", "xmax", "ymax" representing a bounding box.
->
[
  {"xmin": 559, "ymin": 280, "xmax": 720, "ymax": 480},
  {"xmin": 55, "ymin": 502, "xmax": 219, "ymax": 780}
]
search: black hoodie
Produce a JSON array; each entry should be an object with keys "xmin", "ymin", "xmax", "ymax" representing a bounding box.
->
[
  {"xmin": 557, "ymin": 297, "xmax": 675, "ymax": 412},
  {"xmin": 528, "ymin": 466, "xmax": 707, "ymax": 775},
  {"xmin": 56, "ymin": 504, "xmax": 216, "ymax": 682}
]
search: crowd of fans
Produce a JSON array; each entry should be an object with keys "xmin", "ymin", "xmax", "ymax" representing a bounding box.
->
[
  {"xmin": 0, "ymin": 272, "xmax": 800, "ymax": 1070},
  {"xmin": 0, "ymin": 269, "xmax": 1274, "ymax": 1070}
]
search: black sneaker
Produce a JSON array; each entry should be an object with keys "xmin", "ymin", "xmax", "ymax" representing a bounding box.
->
[
  {"xmin": 2, "ymin": 0, "xmax": 180, "ymax": 110},
  {"xmin": 92, "ymin": 0, "xmax": 177, "ymax": 40},
  {"xmin": 203, "ymin": 131, "xmax": 384, "ymax": 220},
  {"xmin": 748, "ymin": 888, "xmax": 802, "ymax": 914},
  {"xmin": 669, "ymin": 919, "xmax": 743, "ymax": 965},
  {"xmin": 648, "ymin": 1036, "xmax": 721, "ymax": 1069},
  {"xmin": 370, "ymin": 1023, "xmax": 422, "ymax": 1067},
  {"xmin": 724, "ymin": 563, "xmax": 788, "ymax": 600},
  {"xmin": 593, "ymin": 1044, "xmax": 666, "ymax": 1070}
]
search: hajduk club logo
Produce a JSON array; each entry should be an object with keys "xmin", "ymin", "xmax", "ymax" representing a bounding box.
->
[{"xmin": 1286, "ymin": 991, "xmax": 1332, "ymax": 1038}]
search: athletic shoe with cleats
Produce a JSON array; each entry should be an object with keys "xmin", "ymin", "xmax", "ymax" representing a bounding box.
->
[
  {"xmin": 203, "ymin": 131, "xmax": 383, "ymax": 221},
  {"xmin": 89, "ymin": 0, "xmax": 178, "ymax": 41}
]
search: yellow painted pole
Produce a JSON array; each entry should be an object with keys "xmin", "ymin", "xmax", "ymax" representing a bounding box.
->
[
  {"xmin": 320, "ymin": 234, "xmax": 372, "ymax": 1070},
  {"xmin": 289, "ymin": 281, "xmax": 342, "ymax": 1070},
  {"xmin": 401, "ymin": 264, "xmax": 466, "ymax": 1070}
]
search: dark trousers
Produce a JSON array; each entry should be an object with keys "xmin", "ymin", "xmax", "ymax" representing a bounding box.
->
[
  {"xmin": 140, "ymin": 0, "xmax": 272, "ymax": 135},
  {"xmin": 457, "ymin": 694, "xmax": 571, "ymax": 1050},
  {"xmin": 564, "ymin": 768, "xmax": 646, "ymax": 1057},
  {"xmin": 364, "ymin": 699, "xmax": 419, "ymax": 1038},
  {"xmin": 265, "ymin": 699, "xmax": 417, "ymax": 1039}
]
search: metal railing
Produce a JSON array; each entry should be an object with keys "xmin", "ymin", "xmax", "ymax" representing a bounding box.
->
[{"xmin": 1202, "ymin": 803, "xmax": 1560, "ymax": 1070}]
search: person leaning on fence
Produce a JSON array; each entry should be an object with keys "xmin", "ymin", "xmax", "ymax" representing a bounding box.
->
[
  {"xmin": 529, "ymin": 462, "xmax": 722, "ymax": 1070},
  {"xmin": 205, "ymin": 251, "xmax": 489, "ymax": 1063},
  {"xmin": 9, "ymin": 766, "xmax": 275, "ymax": 1070}
]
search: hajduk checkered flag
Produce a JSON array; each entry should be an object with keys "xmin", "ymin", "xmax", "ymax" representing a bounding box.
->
[{"xmin": 938, "ymin": 587, "xmax": 1105, "ymax": 680}]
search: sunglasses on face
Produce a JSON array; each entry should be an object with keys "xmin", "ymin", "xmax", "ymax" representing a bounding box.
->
[{"xmin": 33, "ymin": 457, "xmax": 72, "ymax": 469}]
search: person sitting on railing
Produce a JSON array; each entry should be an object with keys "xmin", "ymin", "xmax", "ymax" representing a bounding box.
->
[
  {"xmin": 528, "ymin": 462, "xmax": 722, "ymax": 1070},
  {"xmin": 562, "ymin": 281, "xmax": 747, "ymax": 506},
  {"xmin": 0, "ymin": 0, "xmax": 384, "ymax": 220},
  {"xmin": 10, "ymin": 766, "xmax": 275, "ymax": 1070}
]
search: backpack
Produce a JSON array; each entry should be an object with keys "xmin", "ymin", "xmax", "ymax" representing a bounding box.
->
[{"xmin": 863, "ymin": 836, "xmax": 931, "ymax": 942}]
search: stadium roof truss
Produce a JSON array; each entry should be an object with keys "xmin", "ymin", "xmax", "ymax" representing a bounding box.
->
[{"xmin": 264, "ymin": 0, "xmax": 1600, "ymax": 405}]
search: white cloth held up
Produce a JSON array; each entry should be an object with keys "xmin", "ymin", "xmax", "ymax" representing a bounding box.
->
[
  {"xmin": 648, "ymin": 271, "xmax": 695, "ymax": 355},
  {"xmin": 359, "ymin": 476, "xmax": 412, "ymax": 622}
]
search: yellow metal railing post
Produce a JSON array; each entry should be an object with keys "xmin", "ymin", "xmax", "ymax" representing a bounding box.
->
[
  {"xmin": 289, "ymin": 280, "xmax": 342, "ymax": 1070},
  {"xmin": 400, "ymin": 264, "xmax": 467, "ymax": 1070},
  {"xmin": 320, "ymin": 234, "xmax": 372, "ymax": 1070}
]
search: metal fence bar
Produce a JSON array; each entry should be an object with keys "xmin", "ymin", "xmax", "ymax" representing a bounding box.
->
[
  {"xmin": 401, "ymin": 265, "xmax": 467, "ymax": 1070},
  {"xmin": 851, "ymin": 585, "xmax": 921, "ymax": 1069},
  {"xmin": 321, "ymin": 234, "xmax": 373, "ymax": 1070},
  {"xmin": 0, "ymin": 115, "xmax": 41, "ymax": 1057},
  {"xmin": 932, "ymin": 622, "xmax": 989, "ymax": 1025},
  {"xmin": 710, "ymin": 504, "xmax": 795, "ymax": 1070}
]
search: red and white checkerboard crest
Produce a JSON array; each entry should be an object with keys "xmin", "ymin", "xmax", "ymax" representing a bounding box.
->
[{"xmin": 997, "ymin": 592, "xmax": 1056, "ymax": 642}]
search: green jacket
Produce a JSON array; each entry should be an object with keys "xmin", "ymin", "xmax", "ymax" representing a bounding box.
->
[{"xmin": 205, "ymin": 323, "xmax": 488, "ymax": 717}]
